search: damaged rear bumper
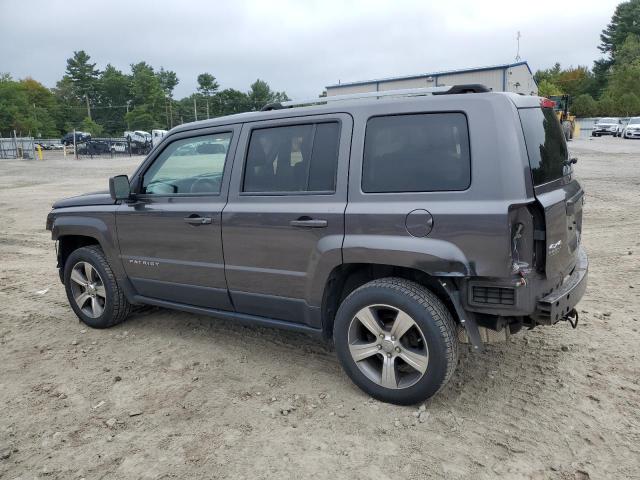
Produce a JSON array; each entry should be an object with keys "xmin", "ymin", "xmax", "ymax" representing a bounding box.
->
[{"xmin": 533, "ymin": 246, "xmax": 588, "ymax": 325}]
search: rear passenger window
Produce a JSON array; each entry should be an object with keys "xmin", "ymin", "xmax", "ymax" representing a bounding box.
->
[
  {"xmin": 243, "ymin": 122, "xmax": 340, "ymax": 193},
  {"xmin": 362, "ymin": 113, "xmax": 471, "ymax": 193}
]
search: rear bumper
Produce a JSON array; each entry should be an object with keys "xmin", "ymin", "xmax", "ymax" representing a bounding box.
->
[{"xmin": 533, "ymin": 246, "xmax": 588, "ymax": 324}]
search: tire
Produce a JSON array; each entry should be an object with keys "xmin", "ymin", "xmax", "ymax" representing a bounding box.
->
[
  {"xmin": 63, "ymin": 245, "xmax": 131, "ymax": 328},
  {"xmin": 333, "ymin": 277, "xmax": 459, "ymax": 405}
]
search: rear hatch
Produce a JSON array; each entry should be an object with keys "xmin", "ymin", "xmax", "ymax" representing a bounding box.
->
[{"xmin": 519, "ymin": 106, "xmax": 584, "ymax": 280}]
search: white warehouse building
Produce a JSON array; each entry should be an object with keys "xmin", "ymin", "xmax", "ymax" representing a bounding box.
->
[{"xmin": 325, "ymin": 61, "xmax": 538, "ymax": 97}]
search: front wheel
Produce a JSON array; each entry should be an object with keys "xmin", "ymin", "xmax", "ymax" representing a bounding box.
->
[
  {"xmin": 333, "ymin": 278, "xmax": 459, "ymax": 405},
  {"xmin": 63, "ymin": 245, "xmax": 131, "ymax": 328}
]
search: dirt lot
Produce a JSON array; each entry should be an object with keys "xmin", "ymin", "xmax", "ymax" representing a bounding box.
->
[{"xmin": 1, "ymin": 137, "xmax": 639, "ymax": 479}]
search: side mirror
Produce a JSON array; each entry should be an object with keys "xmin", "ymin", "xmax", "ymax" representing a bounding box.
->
[{"xmin": 109, "ymin": 175, "xmax": 131, "ymax": 201}]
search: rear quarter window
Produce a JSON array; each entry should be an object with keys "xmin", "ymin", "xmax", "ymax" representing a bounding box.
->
[
  {"xmin": 519, "ymin": 107, "xmax": 568, "ymax": 186},
  {"xmin": 362, "ymin": 113, "xmax": 471, "ymax": 193}
]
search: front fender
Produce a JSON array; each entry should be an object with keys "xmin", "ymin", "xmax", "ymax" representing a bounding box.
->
[{"xmin": 48, "ymin": 208, "xmax": 124, "ymax": 280}]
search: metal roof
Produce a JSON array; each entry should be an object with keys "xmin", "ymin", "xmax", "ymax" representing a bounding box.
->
[{"xmin": 325, "ymin": 61, "xmax": 533, "ymax": 89}]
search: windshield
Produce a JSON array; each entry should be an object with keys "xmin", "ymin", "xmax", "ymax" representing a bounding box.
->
[
  {"xmin": 628, "ymin": 117, "xmax": 640, "ymax": 126},
  {"xmin": 598, "ymin": 118, "xmax": 617, "ymax": 123},
  {"xmin": 519, "ymin": 107, "xmax": 569, "ymax": 187}
]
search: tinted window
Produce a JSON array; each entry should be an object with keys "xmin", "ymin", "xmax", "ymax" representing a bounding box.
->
[
  {"xmin": 362, "ymin": 113, "xmax": 470, "ymax": 193},
  {"xmin": 243, "ymin": 122, "xmax": 339, "ymax": 193},
  {"xmin": 519, "ymin": 107, "xmax": 568, "ymax": 186},
  {"xmin": 142, "ymin": 133, "xmax": 232, "ymax": 195}
]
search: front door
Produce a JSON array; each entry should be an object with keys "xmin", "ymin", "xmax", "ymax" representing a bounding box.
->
[
  {"xmin": 222, "ymin": 114, "xmax": 352, "ymax": 327},
  {"xmin": 117, "ymin": 127, "xmax": 239, "ymax": 310}
]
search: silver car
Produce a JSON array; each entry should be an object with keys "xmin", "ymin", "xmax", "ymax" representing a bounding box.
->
[
  {"xmin": 592, "ymin": 117, "xmax": 620, "ymax": 137},
  {"xmin": 623, "ymin": 117, "xmax": 640, "ymax": 139}
]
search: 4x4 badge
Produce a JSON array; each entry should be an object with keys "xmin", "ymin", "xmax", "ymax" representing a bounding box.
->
[{"xmin": 548, "ymin": 240, "xmax": 563, "ymax": 256}]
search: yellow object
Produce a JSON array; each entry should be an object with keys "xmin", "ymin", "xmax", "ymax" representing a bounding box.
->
[{"xmin": 37, "ymin": 144, "xmax": 43, "ymax": 160}]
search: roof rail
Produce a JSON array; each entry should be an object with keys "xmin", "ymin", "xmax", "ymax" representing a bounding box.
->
[{"xmin": 261, "ymin": 84, "xmax": 491, "ymax": 111}]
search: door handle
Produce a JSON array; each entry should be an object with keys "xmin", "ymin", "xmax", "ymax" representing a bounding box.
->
[
  {"xmin": 184, "ymin": 215, "xmax": 213, "ymax": 225},
  {"xmin": 289, "ymin": 218, "xmax": 328, "ymax": 228}
]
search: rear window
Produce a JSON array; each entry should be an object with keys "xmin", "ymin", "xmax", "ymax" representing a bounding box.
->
[
  {"xmin": 362, "ymin": 113, "xmax": 470, "ymax": 193},
  {"xmin": 519, "ymin": 107, "xmax": 568, "ymax": 186},
  {"xmin": 243, "ymin": 122, "xmax": 340, "ymax": 193}
]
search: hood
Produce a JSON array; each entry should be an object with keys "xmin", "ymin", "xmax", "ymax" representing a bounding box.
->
[{"xmin": 52, "ymin": 191, "xmax": 114, "ymax": 209}]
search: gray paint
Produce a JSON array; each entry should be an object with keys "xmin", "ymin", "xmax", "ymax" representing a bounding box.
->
[{"xmin": 47, "ymin": 91, "xmax": 587, "ymax": 335}]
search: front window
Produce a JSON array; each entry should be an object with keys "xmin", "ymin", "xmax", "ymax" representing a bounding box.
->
[{"xmin": 142, "ymin": 132, "xmax": 232, "ymax": 195}]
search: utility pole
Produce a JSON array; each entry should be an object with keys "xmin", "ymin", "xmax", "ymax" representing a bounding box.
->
[
  {"xmin": 193, "ymin": 97, "xmax": 198, "ymax": 121},
  {"xmin": 126, "ymin": 102, "xmax": 131, "ymax": 130},
  {"xmin": 515, "ymin": 31, "xmax": 522, "ymax": 61},
  {"xmin": 85, "ymin": 94, "xmax": 91, "ymax": 120},
  {"xmin": 206, "ymin": 99, "xmax": 210, "ymax": 119}
]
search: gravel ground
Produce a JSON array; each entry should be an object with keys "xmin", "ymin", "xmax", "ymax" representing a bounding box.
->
[{"xmin": 1, "ymin": 137, "xmax": 639, "ymax": 479}]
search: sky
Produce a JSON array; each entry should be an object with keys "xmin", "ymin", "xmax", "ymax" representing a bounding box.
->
[{"xmin": 0, "ymin": 0, "xmax": 622, "ymax": 100}]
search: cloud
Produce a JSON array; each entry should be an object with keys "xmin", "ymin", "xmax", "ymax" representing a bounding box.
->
[{"xmin": 0, "ymin": 0, "xmax": 617, "ymax": 99}]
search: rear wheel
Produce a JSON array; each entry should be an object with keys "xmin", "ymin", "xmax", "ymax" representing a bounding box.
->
[
  {"xmin": 63, "ymin": 245, "xmax": 131, "ymax": 328},
  {"xmin": 333, "ymin": 278, "xmax": 458, "ymax": 405}
]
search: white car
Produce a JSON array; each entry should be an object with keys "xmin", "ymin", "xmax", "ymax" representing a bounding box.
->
[
  {"xmin": 623, "ymin": 117, "xmax": 640, "ymax": 139},
  {"xmin": 152, "ymin": 129, "xmax": 168, "ymax": 148},
  {"xmin": 591, "ymin": 117, "xmax": 620, "ymax": 137},
  {"xmin": 124, "ymin": 130, "xmax": 151, "ymax": 144}
]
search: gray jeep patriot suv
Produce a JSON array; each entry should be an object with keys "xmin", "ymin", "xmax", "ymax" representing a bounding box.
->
[{"xmin": 46, "ymin": 85, "xmax": 588, "ymax": 405}]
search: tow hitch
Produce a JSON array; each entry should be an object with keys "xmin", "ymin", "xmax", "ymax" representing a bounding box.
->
[{"xmin": 565, "ymin": 308, "xmax": 579, "ymax": 329}]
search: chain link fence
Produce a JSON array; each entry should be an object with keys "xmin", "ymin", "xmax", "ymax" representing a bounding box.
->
[{"xmin": 0, "ymin": 137, "xmax": 36, "ymax": 159}]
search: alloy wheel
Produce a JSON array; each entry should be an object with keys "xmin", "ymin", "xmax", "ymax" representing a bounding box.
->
[
  {"xmin": 69, "ymin": 261, "xmax": 106, "ymax": 318},
  {"xmin": 347, "ymin": 304, "xmax": 429, "ymax": 389}
]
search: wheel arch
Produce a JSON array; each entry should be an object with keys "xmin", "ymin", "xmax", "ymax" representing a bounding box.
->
[{"xmin": 321, "ymin": 263, "xmax": 460, "ymax": 339}]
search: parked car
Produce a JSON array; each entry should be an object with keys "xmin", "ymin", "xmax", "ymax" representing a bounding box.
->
[
  {"xmin": 46, "ymin": 85, "xmax": 588, "ymax": 405},
  {"xmin": 61, "ymin": 131, "xmax": 91, "ymax": 146},
  {"xmin": 77, "ymin": 140, "xmax": 111, "ymax": 155},
  {"xmin": 591, "ymin": 117, "xmax": 620, "ymax": 137},
  {"xmin": 614, "ymin": 117, "xmax": 629, "ymax": 137},
  {"xmin": 152, "ymin": 129, "xmax": 168, "ymax": 148},
  {"xmin": 110, "ymin": 141, "xmax": 128, "ymax": 153},
  {"xmin": 124, "ymin": 130, "xmax": 151, "ymax": 144},
  {"xmin": 623, "ymin": 117, "xmax": 640, "ymax": 139}
]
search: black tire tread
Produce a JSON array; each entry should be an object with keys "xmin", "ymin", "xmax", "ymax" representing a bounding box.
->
[
  {"xmin": 71, "ymin": 245, "xmax": 131, "ymax": 328},
  {"xmin": 345, "ymin": 277, "xmax": 459, "ymax": 394}
]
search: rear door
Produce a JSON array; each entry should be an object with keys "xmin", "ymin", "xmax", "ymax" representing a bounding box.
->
[
  {"xmin": 519, "ymin": 107, "xmax": 584, "ymax": 280},
  {"xmin": 222, "ymin": 114, "xmax": 351, "ymax": 327}
]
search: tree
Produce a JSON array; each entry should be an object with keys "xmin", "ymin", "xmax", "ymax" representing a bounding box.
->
[
  {"xmin": 617, "ymin": 92, "xmax": 640, "ymax": 116},
  {"xmin": 124, "ymin": 106, "xmax": 157, "ymax": 131},
  {"xmin": 247, "ymin": 79, "xmax": 289, "ymax": 110},
  {"xmin": 537, "ymin": 79, "xmax": 562, "ymax": 97},
  {"xmin": 197, "ymin": 73, "xmax": 219, "ymax": 119},
  {"xmin": 0, "ymin": 76, "xmax": 59, "ymax": 136},
  {"xmin": 80, "ymin": 116, "xmax": 104, "ymax": 136},
  {"xmin": 571, "ymin": 94, "xmax": 598, "ymax": 117},
  {"xmin": 129, "ymin": 62, "xmax": 165, "ymax": 128},
  {"xmin": 615, "ymin": 33, "xmax": 640, "ymax": 65},
  {"xmin": 97, "ymin": 64, "xmax": 131, "ymax": 135},
  {"xmin": 157, "ymin": 67, "xmax": 179, "ymax": 128},
  {"xmin": 64, "ymin": 50, "xmax": 100, "ymax": 119},
  {"xmin": 197, "ymin": 73, "xmax": 219, "ymax": 96},
  {"xmin": 599, "ymin": 0, "xmax": 640, "ymax": 58},
  {"xmin": 597, "ymin": 95, "xmax": 616, "ymax": 116},
  {"xmin": 211, "ymin": 88, "xmax": 249, "ymax": 116}
]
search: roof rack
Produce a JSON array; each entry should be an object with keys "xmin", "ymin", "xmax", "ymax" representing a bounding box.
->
[{"xmin": 261, "ymin": 84, "xmax": 490, "ymax": 111}]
